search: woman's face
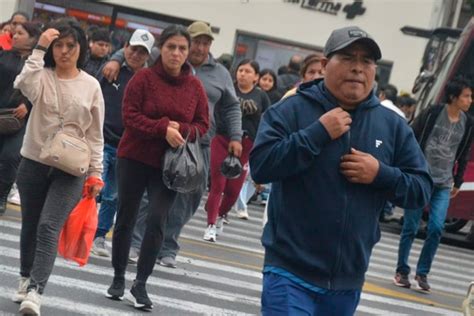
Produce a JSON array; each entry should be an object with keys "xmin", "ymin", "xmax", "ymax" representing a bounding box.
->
[
  {"xmin": 52, "ymin": 35, "xmax": 80, "ymax": 70},
  {"xmin": 258, "ymin": 73, "xmax": 274, "ymax": 92},
  {"xmin": 160, "ymin": 35, "xmax": 189, "ymax": 76},
  {"xmin": 303, "ymin": 61, "xmax": 324, "ymax": 83},
  {"xmin": 236, "ymin": 63, "xmax": 258, "ymax": 90},
  {"xmin": 1, "ymin": 23, "xmax": 11, "ymax": 35},
  {"xmin": 12, "ymin": 25, "xmax": 34, "ymax": 51}
]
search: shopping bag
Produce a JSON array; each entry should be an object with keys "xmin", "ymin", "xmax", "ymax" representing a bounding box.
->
[
  {"xmin": 58, "ymin": 177, "xmax": 103, "ymax": 266},
  {"xmin": 162, "ymin": 129, "xmax": 204, "ymax": 193},
  {"xmin": 220, "ymin": 154, "xmax": 243, "ymax": 179}
]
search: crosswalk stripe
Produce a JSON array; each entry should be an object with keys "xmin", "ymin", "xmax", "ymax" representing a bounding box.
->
[
  {"xmin": 1, "ymin": 206, "xmax": 470, "ymax": 315},
  {"xmin": 374, "ymin": 240, "xmax": 474, "ymax": 267},
  {"xmin": 0, "ymin": 238, "xmax": 461, "ymax": 315},
  {"xmin": 360, "ymin": 292, "xmax": 459, "ymax": 315},
  {"xmin": 365, "ymin": 268, "xmax": 466, "ymax": 296},
  {"xmin": 180, "ymin": 232, "xmax": 264, "ymax": 254},
  {"xmin": 0, "ymin": 267, "xmax": 253, "ymax": 316},
  {"xmin": 0, "ymin": 285, "xmax": 137, "ymax": 316},
  {"xmin": 0, "ymin": 245, "xmax": 260, "ymax": 307},
  {"xmin": 356, "ymin": 305, "xmax": 409, "ymax": 315},
  {"xmin": 184, "ymin": 223, "xmax": 263, "ymax": 246},
  {"xmin": 380, "ymin": 231, "xmax": 474, "ymax": 260},
  {"xmin": 370, "ymin": 251, "xmax": 474, "ymax": 280}
]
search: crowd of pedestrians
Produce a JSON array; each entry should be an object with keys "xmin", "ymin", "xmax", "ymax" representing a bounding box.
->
[{"xmin": 0, "ymin": 9, "xmax": 472, "ymax": 316}]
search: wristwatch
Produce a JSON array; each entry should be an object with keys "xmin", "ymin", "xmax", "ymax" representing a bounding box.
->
[{"xmin": 35, "ymin": 44, "xmax": 48, "ymax": 52}]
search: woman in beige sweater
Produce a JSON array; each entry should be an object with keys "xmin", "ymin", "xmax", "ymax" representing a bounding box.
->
[{"xmin": 12, "ymin": 19, "xmax": 104, "ymax": 316}]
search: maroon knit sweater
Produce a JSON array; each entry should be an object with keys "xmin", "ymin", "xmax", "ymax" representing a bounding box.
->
[{"xmin": 117, "ymin": 59, "xmax": 209, "ymax": 169}]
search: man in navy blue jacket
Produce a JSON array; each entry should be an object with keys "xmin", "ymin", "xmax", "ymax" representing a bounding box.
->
[{"xmin": 250, "ymin": 26, "xmax": 433, "ymax": 315}]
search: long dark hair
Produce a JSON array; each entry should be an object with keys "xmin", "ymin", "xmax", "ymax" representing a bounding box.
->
[
  {"xmin": 43, "ymin": 18, "xmax": 88, "ymax": 69},
  {"xmin": 259, "ymin": 68, "xmax": 278, "ymax": 91},
  {"xmin": 158, "ymin": 24, "xmax": 191, "ymax": 48}
]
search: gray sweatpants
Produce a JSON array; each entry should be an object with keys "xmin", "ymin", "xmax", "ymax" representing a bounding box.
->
[{"xmin": 16, "ymin": 158, "xmax": 84, "ymax": 294}]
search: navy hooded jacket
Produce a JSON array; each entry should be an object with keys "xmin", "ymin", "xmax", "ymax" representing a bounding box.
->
[{"xmin": 250, "ymin": 79, "xmax": 433, "ymax": 291}]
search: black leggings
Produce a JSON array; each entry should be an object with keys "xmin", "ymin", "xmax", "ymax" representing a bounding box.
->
[{"xmin": 112, "ymin": 158, "xmax": 176, "ymax": 283}]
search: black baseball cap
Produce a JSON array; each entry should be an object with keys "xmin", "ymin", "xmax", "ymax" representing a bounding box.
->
[{"xmin": 323, "ymin": 26, "xmax": 382, "ymax": 61}]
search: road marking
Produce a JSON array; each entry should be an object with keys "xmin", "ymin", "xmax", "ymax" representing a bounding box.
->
[
  {"xmin": 0, "ymin": 246, "xmax": 260, "ymax": 307},
  {"xmin": 0, "ymin": 235, "xmax": 461, "ymax": 313},
  {"xmin": 0, "ymin": 268, "xmax": 253, "ymax": 315},
  {"xmin": 362, "ymin": 283, "xmax": 461, "ymax": 312},
  {"xmin": 356, "ymin": 305, "xmax": 409, "ymax": 315},
  {"xmin": 361, "ymin": 292, "xmax": 461, "ymax": 315},
  {"xmin": 370, "ymin": 251, "xmax": 474, "ymax": 286},
  {"xmin": 0, "ymin": 285, "xmax": 136, "ymax": 316}
]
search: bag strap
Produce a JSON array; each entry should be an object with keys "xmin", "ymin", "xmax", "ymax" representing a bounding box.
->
[
  {"xmin": 53, "ymin": 72, "xmax": 86, "ymax": 138},
  {"xmin": 185, "ymin": 126, "xmax": 201, "ymax": 143},
  {"xmin": 52, "ymin": 72, "xmax": 65, "ymax": 129}
]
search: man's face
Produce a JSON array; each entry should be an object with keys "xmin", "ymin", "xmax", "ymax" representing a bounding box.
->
[
  {"xmin": 323, "ymin": 42, "xmax": 377, "ymax": 109},
  {"xmin": 124, "ymin": 44, "xmax": 149, "ymax": 72},
  {"xmin": 89, "ymin": 40, "xmax": 110, "ymax": 58},
  {"xmin": 452, "ymin": 87, "xmax": 473, "ymax": 112},
  {"xmin": 188, "ymin": 35, "xmax": 212, "ymax": 67}
]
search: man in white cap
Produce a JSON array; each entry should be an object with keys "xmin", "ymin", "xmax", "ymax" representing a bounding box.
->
[
  {"xmin": 91, "ymin": 29, "xmax": 154, "ymax": 258},
  {"xmin": 250, "ymin": 26, "xmax": 432, "ymax": 314}
]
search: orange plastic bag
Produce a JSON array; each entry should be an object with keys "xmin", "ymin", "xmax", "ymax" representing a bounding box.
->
[{"xmin": 58, "ymin": 177, "xmax": 104, "ymax": 266}]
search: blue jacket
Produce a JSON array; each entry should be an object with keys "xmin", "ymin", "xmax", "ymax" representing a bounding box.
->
[{"xmin": 250, "ymin": 79, "xmax": 433, "ymax": 290}]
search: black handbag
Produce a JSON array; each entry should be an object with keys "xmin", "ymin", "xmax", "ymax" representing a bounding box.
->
[
  {"xmin": 162, "ymin": 129, "xmax": 204, "ymax": 193},
  {"xmin": 0, "ymin": 108, "xmax": 24, "ymax": 135}
]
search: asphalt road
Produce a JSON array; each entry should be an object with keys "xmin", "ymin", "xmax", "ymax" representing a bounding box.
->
[{"xmin": 0, "ymin": 199, "xmax": 472, "ymax": 315}]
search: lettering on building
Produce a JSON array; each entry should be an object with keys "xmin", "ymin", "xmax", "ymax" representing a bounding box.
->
[{"xmin": 283, "ymin": 0, "xmax": 366, "ymax": 19}]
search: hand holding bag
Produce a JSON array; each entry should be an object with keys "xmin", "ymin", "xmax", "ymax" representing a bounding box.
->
[
  {"xmin": 39, "ymin": 74, "xmax": 91, "ymax": 177},
  {"xmin": 220, "ymin": 153, "xmax": 243, "ymax": 179},
  {"xmin": 162, "ymin": 128, "xmax": 204, "ymax": 193},
  {"xmin": 0, "ymin": 108, "xmax": 25, "ymax": 135}
]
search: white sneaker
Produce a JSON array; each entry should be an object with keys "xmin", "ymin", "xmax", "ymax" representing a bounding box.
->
[
  {"xmin": 203, "ymin": 224, "xmax": 217, "ymax": 242},
  {"xmin": 12, "ymin": 277, "xmax": 29, "ymax": 303},
  {"xmin": 7, "ymin": 184, "xmax": 21, "ymax": 205},
  {"xmin": 19, "ymin": 288, "xmax": 41, "ymax": 315},
  {"xmin": 216, "ymin": 217, "xmax": 225, "ymax": 235},
  {"xmin": 236, "ymin": 208, "xmax": 249, "ymax": 220},
  {"xmin": 91, "ymin": 237, "xmax": 110, "ymax": 257},
  {"xmin": 128, "ymin": 247, "xmax": 139, "ymax": 264}
]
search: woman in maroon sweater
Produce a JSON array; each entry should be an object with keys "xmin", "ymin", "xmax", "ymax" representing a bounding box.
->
[{"xmin": 107, "ymin": 25, "xmax": 209, "ymax": 310}]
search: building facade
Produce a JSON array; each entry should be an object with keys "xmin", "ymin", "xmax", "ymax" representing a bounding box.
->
[{"xmin": 4, "ymin": 0, "xmax": 472, "ymax": 92}]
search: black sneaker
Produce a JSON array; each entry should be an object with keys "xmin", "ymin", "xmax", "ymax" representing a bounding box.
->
[
  {"xmin": 393, "ymin": 272, "xmax": 411, "ymax": 288},
  {"xmin": 105, "ymin": 277, "xmax": 125, "ymax": 300},
  {"xmin": 126, "ymin": 280, "xmax": 153, "ymax": 310},
  {"xmin": 414, "ymin": 275, "xmax": 431, "ymax": 292}
]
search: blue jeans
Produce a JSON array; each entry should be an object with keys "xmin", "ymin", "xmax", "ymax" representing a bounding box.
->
[
  {"xmin": 95, "ymin": 143, "xmax": 118, "ymax": 238},
  {"xmin": 261, "ymin": 273, "xmax": 360, "ymax": 316},
  {"xmin": 396, "ymin": 186, "xmax": 450, "ymax": 276},
  {"xmin": 237, "ymin": 167, "xmax": 255, "ymax": 210}
]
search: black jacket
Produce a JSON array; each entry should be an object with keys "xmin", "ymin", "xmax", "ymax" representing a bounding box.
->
[
  {"xmin": 0, "ymin": 50, "xmax": 31, "ymax": 112},
  {"xmin": 411, "ymin": 104, "xmax": 473, "ymax": 188}
]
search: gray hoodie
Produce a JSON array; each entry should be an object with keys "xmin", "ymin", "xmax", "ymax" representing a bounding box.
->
[{"xmin": 194, "ymin": 54, "xmax": 242, "ymax": 145}]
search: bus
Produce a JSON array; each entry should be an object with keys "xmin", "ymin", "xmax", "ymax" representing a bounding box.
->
[{"xmin": 404, "ymin": 18, "xmax": 474, "ymax": 235}]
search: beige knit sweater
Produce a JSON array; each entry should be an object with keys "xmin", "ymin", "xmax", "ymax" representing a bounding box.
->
[{"xmin": 14, "ymin": 49, "xmax": 105, "ymax": 178}]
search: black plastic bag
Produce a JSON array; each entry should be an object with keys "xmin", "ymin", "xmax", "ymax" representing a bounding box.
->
[
  {"xmin": 220, "ymin": 154, "xmax": 243, "ymax": 179},
  {"xmin": 162, "ymin": 131, "xmax": 204, "ymax": 193}
]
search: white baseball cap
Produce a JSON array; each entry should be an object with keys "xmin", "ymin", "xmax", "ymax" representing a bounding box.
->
[{"xmin": 129, "ymin": 29, "xmax": 155, "ymax": 54}]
